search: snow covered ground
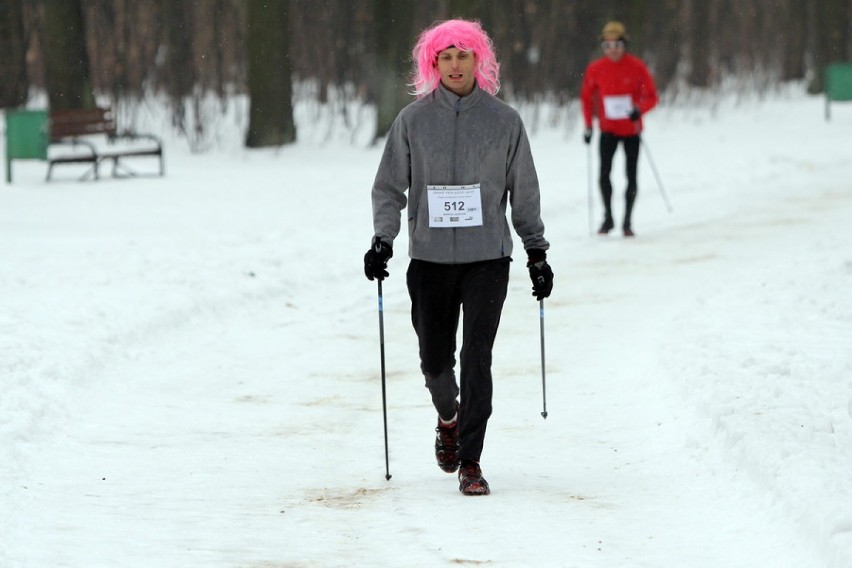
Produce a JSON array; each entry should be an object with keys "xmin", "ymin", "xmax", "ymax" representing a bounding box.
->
[{"xmin": 2, "ymin": 88, "xmax": 851, "ymax": 567}]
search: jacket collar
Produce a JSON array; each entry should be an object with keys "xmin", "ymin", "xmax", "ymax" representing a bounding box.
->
[{"xmin": 434, "ymin": 81, "xmax": 483, "ymax": 111}]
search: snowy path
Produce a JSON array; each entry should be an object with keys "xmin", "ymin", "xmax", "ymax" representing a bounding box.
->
[
  {"xmin": 7, "ymin": 181, "xmax": 844, "ymax": 568},
  {"xmin": 3, "ymin": 94, "xmax": 851, "ymax": 566},
  {"xmin": 4, "ymin": 244, "xmax": 825, "ymax": 567}
]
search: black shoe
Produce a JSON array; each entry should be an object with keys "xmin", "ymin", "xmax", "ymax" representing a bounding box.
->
[
  {"xmin": 458, "ymin": 460, "xmax": 490, "ymax": 495},
  {"xmin": 598, "ymin": 218, "xmax": 614, "ymax": 234},
  {"xmin": 623, "ymin": 226, "xmax": 635, "ymax": 238},
  {"xmin": 435, "ymin": 408, "xmax": 459, "ymax": 473}
]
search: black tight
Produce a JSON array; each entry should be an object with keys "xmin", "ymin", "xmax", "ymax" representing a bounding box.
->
[{"xmin": 599, "ymin": 133, "xmax": 640, "ymax": 227}]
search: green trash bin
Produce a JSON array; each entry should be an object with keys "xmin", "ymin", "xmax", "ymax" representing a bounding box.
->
[
  {"xmin": 5, "ymin": 109, "xmax": 48, "ymax": 183},
  {"xmin": 824, "ymin": 63, "xmax": 852, "ymax": 121}
]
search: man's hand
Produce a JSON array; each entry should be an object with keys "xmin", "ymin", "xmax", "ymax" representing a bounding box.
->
[
  {"xmin": 364, "ymin": 237, "xmax": 393, "ymax": 281},
  {"xmin": 526, "ymin": 249, "xmax": 553, "ymax": 300}
]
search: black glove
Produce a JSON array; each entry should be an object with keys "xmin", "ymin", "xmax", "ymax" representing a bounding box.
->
[
  {"xmin": 628, "ymin": 108, "xmax": 641, "ymax": 122},
  {"xmin": 364, "ymin": 237, "xmax": 393, "ymax": 281},
  {"xmin": 583, "ymin": 128, "xmax": 593, "ymax": 144},
  {"xmin": 526, "ymin": 249, "xmax": 553, "ymax": 301}
]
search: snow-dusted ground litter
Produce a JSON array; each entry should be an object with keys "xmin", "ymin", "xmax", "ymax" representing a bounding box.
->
[{"xmin": 2, "ymin": 89, "xmax": 851, "ymax": 567}]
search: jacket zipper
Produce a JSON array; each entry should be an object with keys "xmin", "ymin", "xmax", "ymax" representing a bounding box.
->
[{"xmin": 452, "ymin": 96, "xmax": 461, "ymax": 262}]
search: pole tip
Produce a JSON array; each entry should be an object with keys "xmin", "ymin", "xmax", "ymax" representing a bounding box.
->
[
  {"xmin": 541, "ymin": 411, "xmax": 548, "ymax": 419},
  {"xmin": 385, "ymin": 474, "xmax": 392, "ymax": 481}
]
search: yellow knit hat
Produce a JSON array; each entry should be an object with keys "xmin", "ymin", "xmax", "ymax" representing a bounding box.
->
[{"xmin": 601, "ymin": 21, "xmax": 628, "ymax": 41}]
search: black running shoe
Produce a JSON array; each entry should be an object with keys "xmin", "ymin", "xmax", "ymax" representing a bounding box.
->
[
  {"xmin": 435, "ymin": 410, "xmax": 459, "ymax": 473},
  {"xmin": 598, "ymin": 217, "xmax": 614, "ymax": 234},
  {"xmin": 458, "ymin": 460, "xmax": 490, "ymax": 495}
]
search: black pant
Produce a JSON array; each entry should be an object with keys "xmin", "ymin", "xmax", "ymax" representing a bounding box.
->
[
  {"xmin": 406, "ymin": 257, "xmax": 510, "ymax": 462},
  {"xmin": 599, "ymin": 133, "xmax": 640, "ymax": 228}
]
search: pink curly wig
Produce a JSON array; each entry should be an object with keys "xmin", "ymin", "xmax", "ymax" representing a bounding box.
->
[{"xmin": 410, "ymin": 19, "xmax": 500, "ymax": 98}]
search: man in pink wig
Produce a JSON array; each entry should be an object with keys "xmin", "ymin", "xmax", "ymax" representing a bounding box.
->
[{"xmin": 364, "ymin": 19, "xmax": 552, "ymax": 496}]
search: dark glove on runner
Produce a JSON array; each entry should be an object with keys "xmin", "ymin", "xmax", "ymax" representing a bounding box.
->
[
  {"xmin": 527, "ymin": 249, "xmax": 553, "ymax": 300},
  {"xmin": 583, "ymin": 128, "xmax": 593, "ymax": 144},
  {"xmin": 628, "ymin": 108, "xmax": 641, "ymax": 121},
  {"xmin": 364, "ymin": 237, "xmax": 393, "ymax": 281}
]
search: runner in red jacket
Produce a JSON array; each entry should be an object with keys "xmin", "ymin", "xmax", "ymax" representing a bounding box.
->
[{"xmin": 581, "ymin": 21, "xmax": 658, "ymax": 237}]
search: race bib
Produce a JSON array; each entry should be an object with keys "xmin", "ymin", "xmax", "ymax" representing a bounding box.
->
[
  {"xmin": 603, "ymin": 95, "xmax": 633, "ymax": 120},
  {"xmin": 427, "ymin": 184, "xmax": 483, "ymax": 228}
]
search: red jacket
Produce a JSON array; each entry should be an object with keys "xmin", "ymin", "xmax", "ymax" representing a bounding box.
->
[{"xmin": 581, "ymin": 53, "xmax": 658, "ymax": 137}]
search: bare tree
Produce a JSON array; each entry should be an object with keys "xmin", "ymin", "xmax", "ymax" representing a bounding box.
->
[
  {"xmin": 43, "ymin": 0, "xmax": 95, "ymax": 110},
  {"xmin": 0, "ymin": 0, "xmax": 28, "ymax": 108},
  {"xmin": 643, "ymin": 0, "xmax": 682, "ymax": 93},
  {"xmin": 848, "ymin": 0, "xmax": 852, "ymax": 61},
  {"xmin": 245, "ymin": 0, "xmax": 296, "ymax": 147},
  {"xmin": 805, "ymin": 0, "xmax": 851, "ymax": 93},
  {"xmin": 368, "ymin": 0, "xmax": 418, "ymax": 141},
  {"xmin": 780, "ymin": 1, "xmax": 807, "ymax": 82},
  {"xmin": 11, "ymin": 0, "xmax": 849, "ymax": 149},
  {"xmin": 686, "ymin": 0, "xmax": 711, "ymax": 87},
  {"xmin": 86, "ymin": 0, "xmax": 162, "ymax": 104},
  {"xmin": 158, "ymin": 1, "xmax": 198, "ymax": 134}
]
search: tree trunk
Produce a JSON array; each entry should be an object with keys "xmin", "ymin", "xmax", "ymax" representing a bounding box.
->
[
  {"xmin": 43, "ymin": 0, "xmax": 95, "ymax": 111},
  {"xmin": 806, "ymin": 0, "xmax": 848, "ymax": 93},
  {"xmin": 687, "ymin": 0, "xmax": 711, "ymax": 87},
  {"xmin": 846, "ymin": 0, "xmax": 852, "ymax": 61},
  {"xmin": 159, "ymin": 0, "xmax": 196, "ymax": 132},
  {"xmin": 245, "ymin": 0, "xmax": 296, "ymax": 147},
  {"xmin": 646, "ymin": 0, "xmax": 681, "ymax": 92},
  {"xmin": 0, "ymin": 0, "xmax": 28, "ymax": 108},
  {"xmin": 370, "ymin": 0, "xmax": 416, "ymax": 142}
]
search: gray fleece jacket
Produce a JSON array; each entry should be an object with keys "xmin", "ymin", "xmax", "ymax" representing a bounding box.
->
[{"xmin": 371, "ymin": 82, "xmax": 549, "ymax": 264}]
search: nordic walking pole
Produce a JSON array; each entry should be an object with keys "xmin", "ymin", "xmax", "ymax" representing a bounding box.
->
[
  {"xmin": 376, "ymin": 279, "xmax": 392, "ymax": 480},
  {"xmin": 639, "ymin": 137, "xmax": 673, "ymax": 213},
  {"xmin": 586, "ymin": 141, "xmax": 594, "ymax": 236},
  {"xmin": 539, "ymin": 298, "xmax": 548, "ymax": 419}
]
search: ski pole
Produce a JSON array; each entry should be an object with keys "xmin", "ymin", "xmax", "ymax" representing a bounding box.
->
[
  {"xmin": 539, "ymin": 299, "xmax": 548, "ymax": 419},
  {"xmin": 377, "ymin": 279, "xmax": 392, "ymax": 480},
  {"xmin": 639, "ymin": 137, "xmax": 673, "ymax": 213},
  {"xmin": 586, "ymin": 141, "xmax": 594, "ymax": 236}
]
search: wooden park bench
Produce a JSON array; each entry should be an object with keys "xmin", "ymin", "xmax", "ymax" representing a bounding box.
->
[{"xmin": 47, "ymin": 106, "xmax": 164, "ymax": 181}]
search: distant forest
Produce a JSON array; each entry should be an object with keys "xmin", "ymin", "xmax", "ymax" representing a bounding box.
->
[{"xmin": 2, "ymin": 0, "xmax": 850, "ymax": 146}]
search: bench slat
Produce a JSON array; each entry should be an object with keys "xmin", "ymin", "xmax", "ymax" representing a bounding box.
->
[{"xmin": 50, "ymin": 108, "xmax": 116, "ymax": 140}]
